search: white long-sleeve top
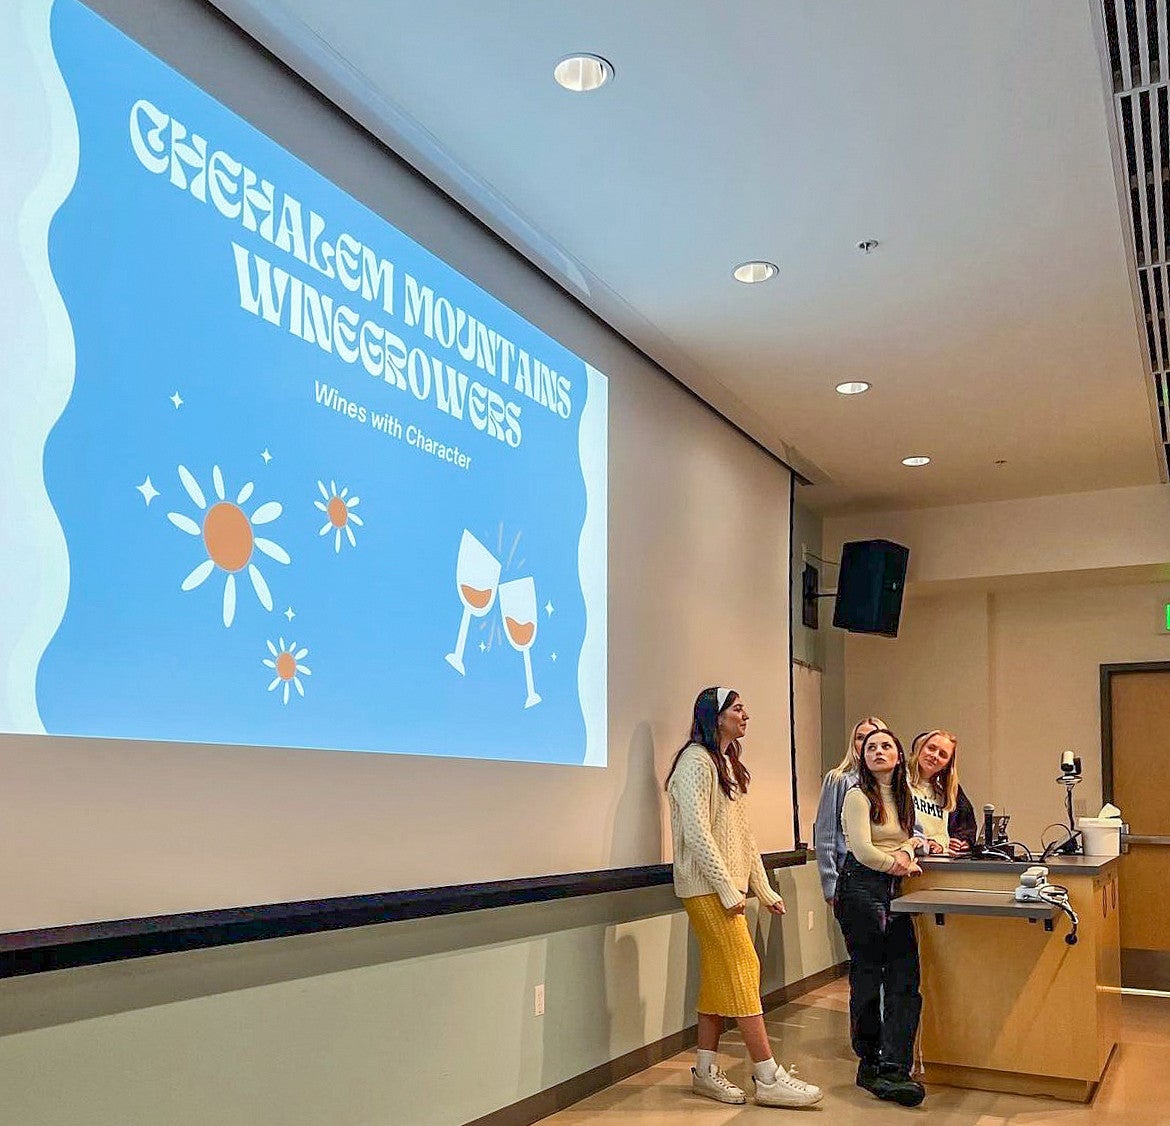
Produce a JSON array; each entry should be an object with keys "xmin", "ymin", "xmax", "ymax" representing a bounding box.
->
[
  {"xmin": 842, "ymin": 783, "xmax": 917, "ymax": 873},
  {"xmin": 667, "ymin": 744, "xmax": 782, "ymax": 910}
]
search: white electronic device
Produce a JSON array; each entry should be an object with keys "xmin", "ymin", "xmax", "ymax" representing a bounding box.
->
[
  {"xmin": 1014, "ymin": 865, "xmax": 1080, "ymax": 945},
  {"xmin": 1014, "ymin": 866, "xmax": 1051, "ymax": 902}
]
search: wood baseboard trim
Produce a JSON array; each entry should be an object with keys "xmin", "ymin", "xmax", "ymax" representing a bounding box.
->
[
  {"xmin": 467, "ymin": 960, "xmax": 848, "ymax": 1126},
  {"xmin": 923, "ymin": 1062, "xmax": 1094, "ymax": 1103}
]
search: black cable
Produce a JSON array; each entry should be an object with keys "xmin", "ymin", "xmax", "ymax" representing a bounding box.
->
[
  {"xmin": 1003, "ymin": 841, "xmax": 1035, "ymax": 862},
  {"xmin": 1039, "ymin": 823, "xmax": 1075, "ymax": 861},
  {"xmin": 1037, "ymin": 884, "xmax": 1079, "ymax": 945}
]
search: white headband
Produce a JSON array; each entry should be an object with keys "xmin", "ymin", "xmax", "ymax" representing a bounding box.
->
[{"xmin": 716, "ymin": 687, "xmax": 733, "ymax": 712}]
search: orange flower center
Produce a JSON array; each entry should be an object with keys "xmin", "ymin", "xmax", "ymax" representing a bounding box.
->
[
  {"xmin": 203, "ymin": 503, "xmax": 254, "ymax": 572},
  {"xmin": 327, "ymin": 496, "xmax": 349, "ymax": 528},
  {"xmin": 276, "ymin": 651, "xmax": 297, "ymax": 681}
]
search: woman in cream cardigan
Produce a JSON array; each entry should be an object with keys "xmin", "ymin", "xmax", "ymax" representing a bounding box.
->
[{"xmin": 665, "ymin": 686, "xmax": 822, "ymax": 1109}]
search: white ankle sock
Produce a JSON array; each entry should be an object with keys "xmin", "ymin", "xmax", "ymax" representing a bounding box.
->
[
  {"xmin": 696, "ymin": 1049, "xmax": 718, "ymax": 1075},
  {"xmin": 753, "ymin": 1057, "xmax": 779, "ymax": 1084}
]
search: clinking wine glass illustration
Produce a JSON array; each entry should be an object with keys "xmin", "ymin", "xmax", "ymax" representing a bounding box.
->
[
  {"xmin": 498, "ymin": 576, "xmax": 541, "ymax": 708},
  {"xmin": 445, "ymin": 530, "xmax": 501, "ymax": 675}
]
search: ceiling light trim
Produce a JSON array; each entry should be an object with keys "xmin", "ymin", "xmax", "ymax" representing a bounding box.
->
[
  {"xmin": 732, "ymin": 260, "xmax": 778, "ymax": 284},
  {"xmin": 553, "ymin": 54, "xmax": 614, "ymax": 93}
]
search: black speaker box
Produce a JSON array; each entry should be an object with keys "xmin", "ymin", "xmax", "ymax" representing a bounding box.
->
[{"xmin": 832, "ymin": 539, "xmax": 910, "ymax": 637}]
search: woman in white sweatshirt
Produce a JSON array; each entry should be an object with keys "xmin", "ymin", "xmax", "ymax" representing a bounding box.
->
[
  {"xmin": 666, "ymin": 686, "xmax": 822, "ymax": 1109},
  {"xmin": 908, "ymin": 729, "xmax": 976, "ymax": 854}
]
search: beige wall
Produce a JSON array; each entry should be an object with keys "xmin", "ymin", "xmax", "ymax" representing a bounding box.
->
[
  {"xmin": 826, "ymin": 484, "xmax": 1170, "ymax": 844},
  {"xmin": 0, "ymin": 864, "xmax": 844, "ymax": 1126},
  {"xmin": 843, "ymin": 592, "xmax": 993, "ymax": 810},
  {"xmin": 826, "ymin": 484, "xmax": 1170, "ymax": 586},
  {"xmin": 843, "ymin": 578, "xmax": 1170, "ymax": 846}
]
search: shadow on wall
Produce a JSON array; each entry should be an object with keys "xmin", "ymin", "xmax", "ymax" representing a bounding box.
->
[
  {"xmin": 533, "ymin": 919, "xmax": 649, "ymax": 1094},
  {"xmin": 606, "ymin": 933, "xmax": 647, "ymax": 1056},
  {"xmin": 753, "ymin": 870, "xmax": 804, "ymax": 996},
  {"xmin": 531, "ymin": 723, "xmax": 664, "ymax": 1093},
  {"xmin": 663, "ymin": 908, "xmax": 700, "ymax": 1034},
  {"xmin": 539, "ymin": 926, "xmax": 606, "ymax": 1090},
  {"xmin": 607, "ymin": 722, "xmax": 663, "ymax": 868}
]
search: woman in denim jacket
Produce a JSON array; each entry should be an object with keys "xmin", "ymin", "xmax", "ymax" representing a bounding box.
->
[{"xmin": 813, "ymin": 716, "xmax": 886, "ymax": 903}]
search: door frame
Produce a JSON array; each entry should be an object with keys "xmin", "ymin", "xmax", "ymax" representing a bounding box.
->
[{"xmin": 1099, "ymin": 661, "xmax": 1170, "ymax": 803}]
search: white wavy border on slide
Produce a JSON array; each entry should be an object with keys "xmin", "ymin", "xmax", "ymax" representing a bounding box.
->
[
  {"xmin": 0, "ymin": 0, "xmax": 78, "ymax": 734},
  {"xmin": 577, "ymin": 365, "xmax": 609, "ymax": 767}
]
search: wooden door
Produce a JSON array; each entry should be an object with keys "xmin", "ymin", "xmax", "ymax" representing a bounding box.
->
[{"xmin": 1106, "ymin": 666, "xmax": 1170, "ymax": 990}]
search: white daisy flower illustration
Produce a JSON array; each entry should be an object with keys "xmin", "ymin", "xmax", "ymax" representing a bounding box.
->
[
  {"xmin": 167, "ymin": 464, "xmax": 289, "ymax": 627},
  {"xmin": 315, "ymin": 479, "xmax": 363, "ymax": 553},
  {"xmin": 263, "ymin": 637, "xmax": 311, "ymax": 704}
]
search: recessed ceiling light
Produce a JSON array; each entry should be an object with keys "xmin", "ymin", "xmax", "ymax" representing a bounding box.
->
[
  {"xmin": 732, "ymin": 261, "xmax": 778, "ymax": 284},
  {"xmin": 902, "ymin": 455, "xmax": 931, "ymax": 467},
  {"xmin": 553, "ymin": 55, "xmax": 613, "ymax": 92},
  {"xmin": 835, "ymin": 381, "xmax": 870, "ymax": 395}
]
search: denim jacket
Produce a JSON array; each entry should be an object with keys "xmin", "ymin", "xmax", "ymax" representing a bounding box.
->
[{"xmin": 813, "ymin": 769, "xmax": 857, "ymax": 900}]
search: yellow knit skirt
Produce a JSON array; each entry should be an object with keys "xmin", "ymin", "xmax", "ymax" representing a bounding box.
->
[{"xmin": 683, "ymin": 893, "xmax": 763, "ymax": 1018}]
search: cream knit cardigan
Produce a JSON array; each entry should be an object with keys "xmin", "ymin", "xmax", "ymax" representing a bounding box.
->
[{"xmin": 667, "ymin": 743, "xmax": 783, "ymax": 910}]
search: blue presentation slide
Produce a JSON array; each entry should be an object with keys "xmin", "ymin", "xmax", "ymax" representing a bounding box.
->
[{"xmin": 1, "ymin": 0, "xmax": 608, "ymax": 765}]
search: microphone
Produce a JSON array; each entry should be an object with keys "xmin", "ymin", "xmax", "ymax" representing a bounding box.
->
[{"xmin": 983, "ymin": 803, "xmax": 995, "ymax": 848}]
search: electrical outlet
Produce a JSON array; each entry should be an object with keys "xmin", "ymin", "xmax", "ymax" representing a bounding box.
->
[
  {"xmin": 807, "ymin": 909, "xmax": 815, "ymax": 931},
  {"xmin": 534, "ymin": 983, "xmax": 545, "ymax": 1016}
]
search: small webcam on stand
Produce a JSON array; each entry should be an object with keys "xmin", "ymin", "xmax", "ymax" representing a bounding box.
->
[{"xmin": 1055, "ymin": 751, "xmax": 1083, "ymax": 855}]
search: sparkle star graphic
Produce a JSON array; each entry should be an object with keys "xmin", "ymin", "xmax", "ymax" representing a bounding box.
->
[
  {"xmin": 479, "ymin": 641, "xmax": 487, "ymax": 653},
  {"xmin": 170, "ymin": 392, "xmax": 183, "ymax": 409},
  {"xmin": 551, "ymin": 652, "xmax": 558, "ymax": 663},
  {"xmin": 284, "ymin": 607, "xmax": 296, "ymax": 622},
  {"xmin": 261, "ymin": 448, "xmax": 273, "ymax": 464},
  {"xmin": 135, "ymin": 476, "xmax": 160, "ymax": 505},
  {"xmin": 544, "ymin": 601, "xmax": 554, "ymax": 617}
]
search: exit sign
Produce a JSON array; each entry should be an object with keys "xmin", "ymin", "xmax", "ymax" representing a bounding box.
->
[{"xmin": 1164, "ymin": 603, "xmax": 1170, "ymax": 632}]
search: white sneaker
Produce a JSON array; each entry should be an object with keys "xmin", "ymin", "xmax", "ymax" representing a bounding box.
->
[
  {"xmin": 692, "ymin": 1065, "xmax": 747, "ymax": 1104},
  {"xmin": 753, "ymin": 1064, "xmax": 823, "ymax": 1108},
  {"xmin": 780, "ymin": 1063, "xmax": 822, "ymax": 1097}
]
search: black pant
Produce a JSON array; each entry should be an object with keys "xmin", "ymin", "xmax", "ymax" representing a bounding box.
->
[{"xmin": 833, "ymin": 853, "xmax": 922, "ymax": 1072}]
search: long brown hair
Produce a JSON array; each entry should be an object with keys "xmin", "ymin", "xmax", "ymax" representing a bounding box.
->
[
  {"xmin": 908, "ymin": 729, "xmax": 960, "ymax": 812},
  {"xmin": 856, "ymin": 729, "xmax": 915, "ymax": 836},
  {"xmin": 664, "ymin": 686, "xmax": 751, "ymax": 799}
]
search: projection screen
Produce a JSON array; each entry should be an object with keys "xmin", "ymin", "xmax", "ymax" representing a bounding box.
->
[{"xmin": 0, "ymin": 0, "xmax": 794, "ymax": 932}]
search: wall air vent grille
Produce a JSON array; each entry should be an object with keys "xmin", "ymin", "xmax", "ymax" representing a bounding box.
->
[{"xmin": 1103, "ymin": 0, "xmax": 1170, "ymax": 474}]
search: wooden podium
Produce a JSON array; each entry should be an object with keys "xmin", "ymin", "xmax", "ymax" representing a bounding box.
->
[{"xmin": 896, "ymin": 855, "xmax": 1120, "ymax": 1102}]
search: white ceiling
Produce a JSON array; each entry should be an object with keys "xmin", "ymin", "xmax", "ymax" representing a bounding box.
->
[{"xmin": 213, "ymin": 0, "xmax": 1161, "ymax": 513}]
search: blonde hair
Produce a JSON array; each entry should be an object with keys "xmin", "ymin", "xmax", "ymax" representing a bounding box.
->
[
  {"xmin": 828, "ymin": 716, "xmax": 888, "ymax": 780},
  {"xmin": 908, "ymin": 729, "xmax": 960, "ymax": 812}
]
